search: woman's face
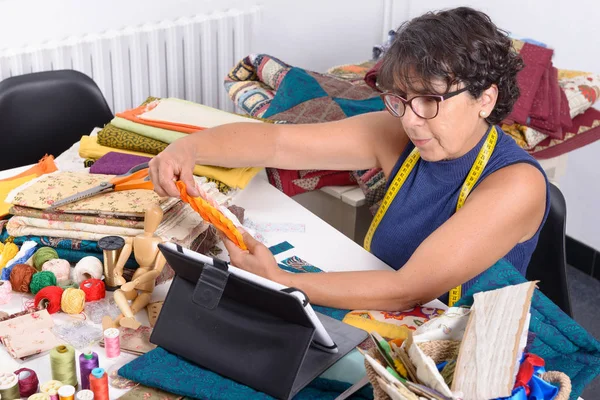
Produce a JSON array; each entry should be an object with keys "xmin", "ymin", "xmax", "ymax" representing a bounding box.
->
[{"xmin": 396, "ymin": 79, "xmax": 497, "ymax": 161}]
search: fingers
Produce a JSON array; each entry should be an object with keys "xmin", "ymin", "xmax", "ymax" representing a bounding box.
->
[
  {"xmin": 179, "ymin": 167, "xmax": 199, "ymax": 197},
  {"xmin": 148, "ymin": 156, "xmax": 182, "ymax": 198},
  {"xmin": 240, "ymin": 232, "xmax": 261, "ymax": 252}
]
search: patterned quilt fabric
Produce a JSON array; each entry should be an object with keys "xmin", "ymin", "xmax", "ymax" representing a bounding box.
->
[{"xmin": 225, "ymin": 54, "xmax": 384, "ymax": 198}]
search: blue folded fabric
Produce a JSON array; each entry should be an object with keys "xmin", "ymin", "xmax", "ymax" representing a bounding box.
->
[{"xmin": 456, "ymin": 258, "xmax": 600, "ymax": 400}]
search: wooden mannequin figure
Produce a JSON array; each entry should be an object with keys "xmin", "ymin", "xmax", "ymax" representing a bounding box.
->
[{"xmin": 102, "ymin": 204, "xmax": 166, "ymax": 331}]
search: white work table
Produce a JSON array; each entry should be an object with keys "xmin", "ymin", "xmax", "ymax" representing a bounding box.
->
[{"xmin": 0, "ymin": 139, "xmax": 445, "ymax": 398}]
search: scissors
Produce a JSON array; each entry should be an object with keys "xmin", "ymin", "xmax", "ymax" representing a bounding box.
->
[{"xmin": 47, "ymin": 162, "xmax": 154, "ymax": 209}]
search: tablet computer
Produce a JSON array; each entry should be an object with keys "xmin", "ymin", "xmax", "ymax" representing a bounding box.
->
[{"xmin": 160, "ymin": 242, "xmax": 338, "ymax": 354}]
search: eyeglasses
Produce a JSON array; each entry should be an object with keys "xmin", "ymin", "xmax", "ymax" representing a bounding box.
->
[{"xmin": 380, "ymin": 86, "xmax": 470, "ymax": 119}]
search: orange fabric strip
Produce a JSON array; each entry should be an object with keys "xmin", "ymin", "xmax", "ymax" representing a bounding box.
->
[{"xmin": 176, "ymin": 181, "xmax": 247, "ymax": 250}]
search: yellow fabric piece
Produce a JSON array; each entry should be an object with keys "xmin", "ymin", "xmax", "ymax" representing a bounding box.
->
[
  {"xmin": 79, "ymin": 136, "xmax": 262, "ymax": 189},
  {"xmin": 0, "ymin": 242, "xmax": 19, "ymax": 269},
  {"xmin": 342, "ymin": 313, "xmax": 413, "ymax": 340},
  {"xmin": 0, "ymin": 174, "xmax": 39, "ymax": 217}
]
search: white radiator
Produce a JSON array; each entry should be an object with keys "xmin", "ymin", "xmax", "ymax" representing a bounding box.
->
[{"xmin": 0, "ymin": 6, "xmax": 260, "ymax": 113}]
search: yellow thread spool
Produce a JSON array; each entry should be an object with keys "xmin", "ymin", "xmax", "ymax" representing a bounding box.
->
[
  {"xmin": 28, "ymin": 393, "xmax": 51, "ymax": 400},
  {"xmin": 50, "ymin": 345, "xmax": 78, "ymax": 389},
  {"xmin": 60, "ymin": 288, "xmax": 86, "ymax": 314},
  {"xmin": 0, "ymin": 371, "xmax": 20, "ymax": 400}
]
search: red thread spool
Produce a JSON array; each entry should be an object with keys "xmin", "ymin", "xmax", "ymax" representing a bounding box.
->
[
  {"xmin": 34, "ymin": 286, "xmax": 64, "ymax": 314},
  {"xmin": 14, "ymin": 367, "xmax": 39, "ymax": 397},
  {"xmin": 80, "ymin": 278, "xmax": 105, "ymax": 302},
  {"xmin": 89, "ymin": 368, "xmax": 109, "ymax": 400}
]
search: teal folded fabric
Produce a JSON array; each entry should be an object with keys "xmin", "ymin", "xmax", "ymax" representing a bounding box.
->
[
  {"xmin": 118, "ymin": 347, "xmax": 373, "ymax": 400},
  {"xmin": 456, "ymin": 258, "xmax": 600, "ymax": 400}
]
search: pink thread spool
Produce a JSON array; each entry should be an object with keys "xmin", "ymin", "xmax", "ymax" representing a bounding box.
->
[{"xmin": 103, "ymin": 328, "xmax": 121, "ymax": 358}]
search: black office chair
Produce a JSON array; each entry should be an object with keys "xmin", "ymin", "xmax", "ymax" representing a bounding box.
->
[
  {"xmin": 0, "ymin": 70, "xmax": 113, "ymax": 170},
  {"xmin": 526, "ymin": 183, "xmax": 573, "ymax": 317}
]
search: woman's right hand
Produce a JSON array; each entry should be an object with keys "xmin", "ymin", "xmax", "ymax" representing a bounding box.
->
[{"xmin": 148, "ymin": 137, "xmax": 200, "ymax": 198}]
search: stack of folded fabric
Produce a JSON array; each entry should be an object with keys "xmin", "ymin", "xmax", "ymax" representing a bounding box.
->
[
  {"xmin": 499, "ymin": 39, "xmax": 600, "ymax": 159},
  {"xmin": 80, "ymin": 97, "xmax": 264, "ymax": 191},
  {"xmin": 1, "ymin": 170, "xmax": 236, "ymax": 281}
]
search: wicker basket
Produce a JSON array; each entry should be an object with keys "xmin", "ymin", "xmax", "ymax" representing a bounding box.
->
[{"xmin": 364, "ymin": 340, "xmax": 571, "ymax": 400}]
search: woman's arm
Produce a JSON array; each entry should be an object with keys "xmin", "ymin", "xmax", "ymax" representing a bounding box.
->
[
  {"xmin": 149, "ymin": 111, "xmax": 406, "ymax": 197},
  {"xmin": 224, "ymin": 163, "xmax": 547, "ymax": 310}
]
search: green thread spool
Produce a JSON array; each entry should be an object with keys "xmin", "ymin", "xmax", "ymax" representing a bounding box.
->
[
  {"xmin": 50, "ymin": 345, "xmax": 78, "ymax": 389},
  {"xmin": 30, "ymin": 271, "xmax": 58, "ymax": 294},
  {"xmin": 441, "ymin": 359, "xmax": 456, "ymax": 386},
  {"xmin": 33, "ymin": 247, "xmax": 59, "ymax": 271},
  {"xmin": 58, "ymin": 280, "xmax": 79, "ymax": 290},
  {"xmin": 0, "ymin": 371, "xmax": 20, "ymax": 399}
]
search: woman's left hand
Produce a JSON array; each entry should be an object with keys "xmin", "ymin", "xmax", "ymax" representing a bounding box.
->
[{"xmin": 221, "ymin": 231, "xmax": 283, "ymax": 281}]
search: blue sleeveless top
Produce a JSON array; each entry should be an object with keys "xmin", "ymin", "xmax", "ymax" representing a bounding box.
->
[{"xmin": 370, "ymin": 126, "xmax": 550, "ymax": 302}]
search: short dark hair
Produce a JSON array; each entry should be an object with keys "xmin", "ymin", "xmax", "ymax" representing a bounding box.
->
[{"xmin": 378, "ymin": 7, "xmax": 523, "ymax": 125}]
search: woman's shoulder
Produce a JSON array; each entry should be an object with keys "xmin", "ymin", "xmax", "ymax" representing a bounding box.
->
[{"xmin": 486, "ymin": 126, "xmax": 546, "ymax": 178}]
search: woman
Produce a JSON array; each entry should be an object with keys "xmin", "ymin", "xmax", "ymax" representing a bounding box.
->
[{"xmin": 148, "ymin": 7, "xmax": 548, "ymax": 311}]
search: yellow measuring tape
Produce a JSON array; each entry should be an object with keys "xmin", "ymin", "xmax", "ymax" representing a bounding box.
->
[{"xmin": 364, "ymin": 126, "xmax": 498, "ymax": 306}]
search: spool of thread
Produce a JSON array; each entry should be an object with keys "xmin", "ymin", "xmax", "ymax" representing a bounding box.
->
[
  {"xmin": 14, "ymin": 368, "xmax": 39, "ymax": 397},
  {"xmin": 40, "ymin": 380, "xmax": 63, "ymax": 400},
  {"xmin": 9, "ymin": 263, "xmax": 36, "ymax": 292},
  {"xmin": 79, "ymin": 279, "xmax": 105, "ymax": 302},
  {"xmin": 0, "ymin": 279, "xmax": 12, "ymax": 304},
  {"xmin": 58, "ymin": 281, "xmax": 79, "ymax": 290},
  {"xmin": 28, "ymin": 393, "xmax": 51, "ymax": 400},
  {"xmin": 57, "ymin": 384, "xmax": 75, "ymax": 400},
  {"xmin": 60, "ymin": 288, "xmax": 86, "ymax": 314},
  {"xmin": 30, "ymin": 271, "xmax": 58, "ymax": 294},
  {"xmin": 73, "ymin": 257, "xmax": 103, "ymax": 284},
  {"xmin": 0, "ymin": 371, "xmax": 20, "ymax": 400},
  {"xmin": 89, "ymin": 369, "xmax": 109, "ymax": 400},
  {"xmin": 33, "ymin": 247, "xmax": 59, "ymax": 271},
  {"xmin": 42, "ymin": 259, "xmax": 71, "ymax": 283},
  {"xmin": 103, "ymin": 328, "xmax": 121, "ymax": 358},
  {"xmin": 34, "ymin": 286, "xmax": 64, "ymax": 314},
  {"xmin": 75, "ymin": 390, "xmax": 94, "ymax": 400},
  {"xmin": 50, "ymin": 345, "xmax": 78, "ymax": 389},
  {"xmin": 79, "ymin": 350, "xmax": 99, "ymax": 390}
]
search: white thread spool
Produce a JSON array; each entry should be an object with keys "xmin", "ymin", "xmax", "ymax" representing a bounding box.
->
[
  {"xmin": 0, "ymin": 371, "xmax": 20, "ymax": 399},
  {"xmin": 40, "ymin": 380, "xmax": 62, "ymax": 400},
  {"xmin": 0, "ymin": 280, "xmax": 12, "ymax": 304},
  {"xmin": 57, "ymin": 384, "xmax": 75, "ymax": 400},
  {"xmin": 42, "ymin": 259, "xmax": 71, "ymax": 283},
  {"xmin": 75, "ymin": 389, "xmax": 94, "ymax": 400},
  {"xmin": 73, "ymin": 257, "xmax": 103, "ymax": 284}
]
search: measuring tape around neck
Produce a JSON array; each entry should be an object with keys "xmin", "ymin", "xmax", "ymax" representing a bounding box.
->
[{"xmin": 364, "ymin": 126, "xmax": 498, "ymax": 306}]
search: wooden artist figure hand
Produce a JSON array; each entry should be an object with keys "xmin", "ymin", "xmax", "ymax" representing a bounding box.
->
[
  {"xmin": 103, "ymin": 204, "xmax": 166, "ymax": 331},
  {"xmin": 111, "ymin": 238, "xmax": 133, "ymax": 287}
]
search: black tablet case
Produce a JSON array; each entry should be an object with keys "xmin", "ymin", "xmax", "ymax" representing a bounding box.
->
[{"xmin": 150, "ymin": 243, "xmax": 368, "ymax": 400}]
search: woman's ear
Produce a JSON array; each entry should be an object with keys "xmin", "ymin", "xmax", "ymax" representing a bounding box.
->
[{"xmin": 479, "ymin": 84, "xmax": 498, "ymax": 116}]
